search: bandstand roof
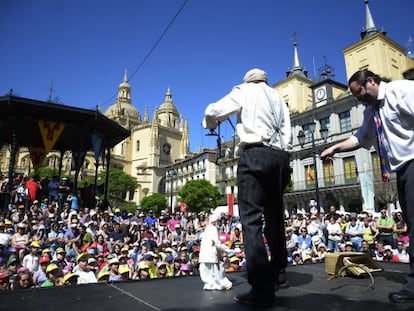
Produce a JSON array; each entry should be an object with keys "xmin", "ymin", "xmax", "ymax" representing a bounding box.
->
[{"xmin": 0, "ymin": 95, "xmax": 130, "ymax": 151}]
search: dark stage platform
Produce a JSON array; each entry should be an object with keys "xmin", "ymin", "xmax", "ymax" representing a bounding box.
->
[{"xmin": 1, "ymin": 262, "xmax": 413, "ymax": 311}]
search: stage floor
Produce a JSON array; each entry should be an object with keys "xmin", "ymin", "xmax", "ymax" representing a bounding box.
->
[{"xmin": 1, "ymin": 262, "xmax": 413, "ymax": 311}]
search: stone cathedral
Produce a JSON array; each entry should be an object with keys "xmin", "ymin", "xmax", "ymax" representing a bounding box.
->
[{"xmin": 104, "ymin": 71, "xmax": 190, "ymax": 204}]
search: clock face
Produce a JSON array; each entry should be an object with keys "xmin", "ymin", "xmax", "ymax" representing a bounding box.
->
[
  {"xmin": 162, "ymin": 143, "xmax": 171, "ymax": 154},
  {"xmin": 316, "ymin": 87, "xmax": 326, "ymax": 100}
]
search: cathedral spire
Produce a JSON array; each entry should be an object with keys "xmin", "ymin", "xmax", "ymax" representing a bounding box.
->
[
  {"xmin": 361, "ymin": 0, "xmax": 386, "ymax": 39},
  {"xmin": 117, "ymin": 69, "xmax": 132, "ymax": 105},
  {"xmin": 143, "ymin": 105, "xmax": 149, "ymax": 122},
  {"xmin": 286, "ymin": 33, "xmax": 308, "ymax": 78},
  {"xmin": 180, "ymin": 118, "xmax": 190, "ymax": 157},
  {"xmin": 123, "ymin": 69, "xmax": 128, "ymax": 83},
  {"xmin": 165, "ymin": 87, "xmax": 172, "ymax": 103}
]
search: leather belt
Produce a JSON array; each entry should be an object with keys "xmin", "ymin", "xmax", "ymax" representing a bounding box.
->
[
  {"xmin": 241, "ymin": 142, "xmax": 286, "ymax": 153},
  {"xmin": 242, "ymin": 142, "xmax": 266, "ymax": 150}
]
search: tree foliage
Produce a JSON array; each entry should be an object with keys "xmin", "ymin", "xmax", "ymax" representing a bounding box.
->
[
  {"xmin": 28, "ymin": 167, "xmax": 70, "ymax": 180},
  {"xmin": 177, "ymin": 179, "xmax": 221, "ymax": 214},
  {"xmin": 98, "ymin": 168, "xmax": 139, "ymax": 205},
  {"xmin": 140, "ymin": 193, "xmax": 168, "ymax": 216},
  {"xmin": 284, "ymin": 178, "xmax": 294, "ymax": 193}
]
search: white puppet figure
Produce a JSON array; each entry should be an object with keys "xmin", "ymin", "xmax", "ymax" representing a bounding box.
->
[{"xmin": 199, "ymin": 213, "xmax": 232, "ymax": 290}]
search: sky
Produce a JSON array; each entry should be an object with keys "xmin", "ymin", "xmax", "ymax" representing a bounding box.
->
[{"xmin": 1, "ymin": 0, "xmax": 413, "ymax": 152}]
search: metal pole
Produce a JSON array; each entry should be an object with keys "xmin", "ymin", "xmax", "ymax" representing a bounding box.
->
[
  {"xmin": 170, "ymin": 175, "xmax": 174, "ymax": 214},
  {"xmin": 312, "ymin": 133, "xmax": 320, "ymax": 212}
]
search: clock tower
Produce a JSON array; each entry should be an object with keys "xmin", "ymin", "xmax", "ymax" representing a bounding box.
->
[{"xmin": 310, "ymin": 62, "xmax": 347, "ymax": 107}]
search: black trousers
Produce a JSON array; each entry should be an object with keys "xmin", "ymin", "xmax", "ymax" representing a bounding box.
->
[
  {"xmin": 397, "ymin": 159, "xmax": 414, "ymax": 291},
  {"xmin": 237, "ymin": 145, "xmax": 291, "ymax": 292}
]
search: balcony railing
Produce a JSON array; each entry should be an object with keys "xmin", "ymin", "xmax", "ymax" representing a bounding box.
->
[{"xmin": 291, "ymin": 169, "xmax": 395, "ymax": 192}]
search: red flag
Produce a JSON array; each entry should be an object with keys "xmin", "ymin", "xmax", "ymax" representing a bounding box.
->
[
  {"xmin": 307, "ymin": 165, "xmax": 314, "ymax": 181},
  {"xmin": 227, "ymin": 193, "xmax": 234, "ymax": 216}
]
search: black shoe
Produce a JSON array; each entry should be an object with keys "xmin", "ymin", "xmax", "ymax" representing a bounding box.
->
[
  {"xmin": 234, "ymin": 289, "xmax": 275, "ymax": 307},
  {"xmin": 276, "ymin": 269, "xmax": 288, "ymax": 288},
  {"xmin": 389, "ymin": 289, "xmax": 414, "ymax": 303}
]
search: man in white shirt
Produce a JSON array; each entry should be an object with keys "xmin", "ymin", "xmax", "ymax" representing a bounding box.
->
[
  {"xmin": 321, "ymin": 69, "xmax": 414, "ymax": 303},
  {"xmin": 203, "ymin": 68, "xmax": 292, "ymax": 306}
]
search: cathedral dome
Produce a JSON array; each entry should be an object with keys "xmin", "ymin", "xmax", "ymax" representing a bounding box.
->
[
  {"xmin": 103, "ymin": 70, "xmax": 141, "ymax": 124},
  {"xmin": 158, "ymin": 87, "xmax": 177, "ymax": 113},
  {"xmin": 159, "ymin": 101, "xmax": 177, "ymax": 112},
  {"xmin": 104, "ymin": 101, "xmax": 141, "ymax": 120}
]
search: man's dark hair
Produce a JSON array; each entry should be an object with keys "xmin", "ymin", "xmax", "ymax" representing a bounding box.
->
[{"xmin": 348, "ymin": 69, "xmax": 390, "ymax": 86}]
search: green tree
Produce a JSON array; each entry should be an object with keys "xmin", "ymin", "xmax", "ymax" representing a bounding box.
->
[
  {"xmin": 284, "ymin": 178, "xmax": 294, "ymax": 193},
  {"xmin": 28, "ymin": 167, "xmax": 70, "ymax": 180},
  {"xmin": 177, "ymin": 179, "xmax": 221, "ymax": 214},
  {"xmin": 99, "ymin": 168, "xmax": 139, "ymax": 206},
  {"xmin": 140, "ymin": 193, "xmax": 168, "ymax": 216}
]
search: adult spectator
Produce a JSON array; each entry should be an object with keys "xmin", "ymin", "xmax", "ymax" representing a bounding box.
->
[
  {"xmin": 26, "ymin": 176, "xmax": 41, "ymax": 207},
  {"xmin": 64, "ymin": 221, "xmax": 81, "ymax": 258},
  {"xmin": 66, "ymin": 192, "xmax": 79, "ymax": 211},
  {"xmin": 112, "ymin": 208, "xmax": 122, "ymax": 223},
  {"xmin": 109, "ymin": 222, "xmax": 126, "ymax": 247},
  {"xmin": 10, "ymin": 223, "xmax": 29, "ymax": 260},
  {"xmin": 393, "ymin": 211, "xmax": 409, "ymax": 247},
  {"xmin": 78, "ymin": 224, "xmax": 94, "ymax": 252},
  {"xmin": 393, "ymin": 241, "xmax": 409, "ymax": 263},
  {"xmin": 144, "ymin": 210, "xmax": 158, "ymax": 228},
  {"xmin": 361, "ymin": 240, "xmax": 376, "ymax": 259},
  {"xmin": 297, "ymin": 227, "xmax": 312, "ymax": 260},
  {"xmin": 307, "ymin": 215, "xmax": 324, "ymax": 246},
  {"xmin": 15, "ymin": 179, "xmax": 28, "ymax": 207},
  {"xmin": 383, "ymin": 245, "xmax": 395, "ymax": 262},
  {"xmin": 344, "ymin": 214, "xmax": 364, "ymax": 251},
  {"xmin": 377, "ymin": 207, "xmax": 395, "ymax": 247},
  {"xmin": 285, "ymin": 227, "xmax": 298, "ymax": 261},
  {"xmin": 90, "ymin": 234, "xmax": 109, "ymax": 257},
  {"xmin": 229, "ymin": 227, "xmax": 243, "ymax": 246},
  {"xmin": 362, "ymin": 216, "xmax": 378, "ymax": 250},
  {"xmin": 167, "ymin": 212, "xmax": 181, "ymax": 236},
  {"xmin": 325, "ymin": 205, "xmax": 340, "ymax": 221},
  {"xmin": 57, "ymin": 177, "xmax": 71, "ymax": 212},
  {"xmin": 185, "ymin": 224, "xmax": 198, "ymax": 250},
  {"xmin": 48, "ymin": 175, "xmax": 60, "ymax": 203},
  {"xmin": 168, "ymin": 224, "xmax": 185, "ymax": 245},
  {"xmin": 326, "ymin": 215, "xmax": 342, "ymax": 252}
]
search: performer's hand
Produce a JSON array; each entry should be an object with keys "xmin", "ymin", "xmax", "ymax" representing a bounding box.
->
[{"xmin": 320, "ymin": 146, "xmax": 335, "ymax": 162}]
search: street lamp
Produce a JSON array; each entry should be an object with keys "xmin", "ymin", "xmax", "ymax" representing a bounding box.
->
[
  {"xmin": 167, "ymin": 169, "xmax": 177, "ymax": 213},
  {"xmin": 297, "ymin": 121, "xmax": 328, "ymax": 212}
]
